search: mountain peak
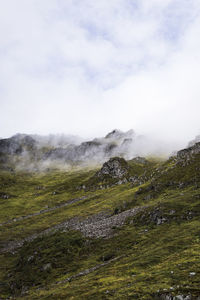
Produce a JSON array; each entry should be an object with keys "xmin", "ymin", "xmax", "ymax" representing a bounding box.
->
[{"xmin": 105, "ymin": 129, "xmax": 135, "ymax": 139}]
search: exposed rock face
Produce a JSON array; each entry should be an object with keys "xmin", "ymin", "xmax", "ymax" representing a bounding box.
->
[
  {"xmin": 177, "ymin": 142, "xmax": 200, "ymax": 162},
  {"xmin": 0, "ymin": 134, "xmax": 36, "ymax": 155},
  {"xmin": 105, "ymin": 129, "xmax": 134, "ymax": 140},
  {"xmin": 0, "ymin": 129, "xmax": 138, "ymax": 171},
  {"xmin": 0, "ymin": 129, "xmax": 174, "ymax": 171},
  {"xmin": 96, "ymin": 157, "xmax": 129, "ymax": 179}
]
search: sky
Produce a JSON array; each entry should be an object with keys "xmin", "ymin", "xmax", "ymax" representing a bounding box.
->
[{"xmin": 0, "ymin": 0, "xmax": 200, "ymax": 145}]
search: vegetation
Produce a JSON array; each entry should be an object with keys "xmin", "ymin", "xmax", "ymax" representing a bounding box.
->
[{"xmin": 0, "ymin": 149, "xmax": 200, "ymax": 299}]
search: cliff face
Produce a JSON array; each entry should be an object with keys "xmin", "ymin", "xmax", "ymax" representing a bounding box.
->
[
  {"xmin": 0, "ymin": 134, "xmax": 36, "ymax": 155},
  {"xmin": 177, "ymin": 142, "xmax": 200, "ymax": 159}
]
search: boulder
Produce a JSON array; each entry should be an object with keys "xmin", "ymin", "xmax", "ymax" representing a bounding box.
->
[{"xmin": 96, "ymin": 157, "xmax": 129, "ymax": 179}]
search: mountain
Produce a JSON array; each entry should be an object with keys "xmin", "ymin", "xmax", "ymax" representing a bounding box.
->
[
  {"xmin": 0, "ymin": 129, "xmax": 183, "ymax": 172},
  {"xmin": 0, "ymin": 129, "xmax": 154, "ymax": 171},
  {"xmin": 0, "ymin": 139, "xmax": 200, "ymax": 299}
]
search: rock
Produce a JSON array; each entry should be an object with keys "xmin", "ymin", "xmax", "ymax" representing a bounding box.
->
[
  {"xmin": 177, "ymin": 142, "xmax": 200, "ymax": 163},
  {"xmin": 96, "ymin": 157, "xmax": 129, "ymax": 179},
  {"xmin": 43, "ymin": 263, "xmax": 52, "ymax": 271},
  {"xmin": 105, "ymin": 129, "xmax": 134, "ymax": 140},
  {"xmin": 159, "ymin": 294, "xmax": 192, "ymax": 300},
  {"xmin": 1, "ymin": 194, "xmax": 9, "ymax": 199},
  {"xmin": 27, "ymin": 255, "xmax": 34, "ymax": 262},
  {"xmin": 0, "ymin": 134, "xmax": 37, "ymax": 155},
  {"xmin": 156, "ymin": 216, "xmax": 167, "ymax": 225}
]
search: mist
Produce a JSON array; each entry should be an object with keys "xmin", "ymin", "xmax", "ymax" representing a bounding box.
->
[
  {"xmin": 0, "ymin": 129, "xmax": 194, "ymax": 172},
  {"xmin": 0, "ymin": 0, "xmax": 200, "ymax": 148}
]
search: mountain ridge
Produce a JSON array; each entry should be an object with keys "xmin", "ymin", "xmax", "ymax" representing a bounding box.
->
[
  {"xmin": 0, "ymin": 134, "xmax": 200, "ymax": 299},
  {"xmin": 0, "ymin": 129, "xmax": 189, "ymax": 172}
]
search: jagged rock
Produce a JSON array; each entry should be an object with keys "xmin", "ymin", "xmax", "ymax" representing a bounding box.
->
[
  {"xmin": 177, "ymin": 142, "xmax": 200, "ymax": 161},
  {"xmin": 0, "ymin": 134, "xmax": 37, "ymax": 155},
  {"xmin": 0, "ymin": 137, "xmax": 22, "ymax": 155},
  {"xmin": 96, "ymin": 157, "xmax": 129, "ymax": 179},
  {"xmin": 1, "ymin": 130, "xmax": 199, "ymax": 173},
  {"xmin": 0, "ymin": 129, "xmax": 159, "ymax": 171},
  {"xmin": 105, "ymin": 129, "xmax": 134, "ymax": 139},
  {"xmin": 42, "ymin": 129, "xmax": 135, "ymax": 165}
]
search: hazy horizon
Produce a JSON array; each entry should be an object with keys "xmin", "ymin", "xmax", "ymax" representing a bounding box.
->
[{"xmin": 1, "ymin": 1, "xmax": 200, "ymax": 146}]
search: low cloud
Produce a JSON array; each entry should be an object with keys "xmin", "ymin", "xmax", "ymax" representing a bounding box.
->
[{"xmin": 0, "ymin": 0, "xmax": 200, "ymax": 147}]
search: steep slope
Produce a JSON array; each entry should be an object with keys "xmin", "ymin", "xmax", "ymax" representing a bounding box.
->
[{"xmin": 0, "ymin": 143, "xmax": 200, "ymax": 299}]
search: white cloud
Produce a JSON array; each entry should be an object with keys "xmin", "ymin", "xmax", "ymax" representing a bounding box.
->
[{"xmin": 0, "ymin": 0, "xmax": 200, "ymax": 147}]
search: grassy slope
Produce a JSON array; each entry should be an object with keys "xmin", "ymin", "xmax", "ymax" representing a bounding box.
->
[{"xmin": 0, "ymin": 156, "xmax": 200, "ymax": 299}]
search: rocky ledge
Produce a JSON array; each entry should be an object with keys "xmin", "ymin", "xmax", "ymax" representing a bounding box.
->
[{"xmin": 96, "ymin": 157, "xmax": 129, "ymax": 179}]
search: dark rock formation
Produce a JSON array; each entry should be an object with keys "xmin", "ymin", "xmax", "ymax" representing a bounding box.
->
[
  {"xmin": 176, "ymin": 142, "xmax": 200, "ymax": 167},
  {"xmin": 105, "ymin": 129, "xmax": 134, "ymax": 140},
  {"xmin": 96, "ymin": 157, "xmax": 129, "ymax": 179},
  {"xmin": 0, "ymin": 134, "xmax": 36, "ymax": 155},
  {"xmin": 177, "ymin": 142, "xmax": 200, "ymax": 159}
]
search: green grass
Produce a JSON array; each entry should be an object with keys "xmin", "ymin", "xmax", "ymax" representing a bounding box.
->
[
  {"xmin": 0, "ymin": 154, "xmax": 200, "ymax": 299},
  {"xmin": 2, "ymin": 216, "xmax": 199, "ymax": 299}
]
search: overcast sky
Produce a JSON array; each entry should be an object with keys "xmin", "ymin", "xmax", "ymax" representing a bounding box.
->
[{"xmin": 0, "ymin": 0, "xmax": 200, "ymax": 144}]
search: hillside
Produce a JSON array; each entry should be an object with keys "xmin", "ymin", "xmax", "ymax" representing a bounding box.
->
[{"xmin": 0, "ymin": 142, "xmax": 200, "ymax": 299}]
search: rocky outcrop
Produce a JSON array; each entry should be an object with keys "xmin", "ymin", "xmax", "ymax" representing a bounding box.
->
[
  {"xmin": 105, "ymin": 129, "xmax": 134, "ymax": 140},
  {"xmin": 0, "ymin": 134, "xmax": 37, "ymax": 155},
  {"xmin": 176, "ymin": 142, "xmax": 200, "ymax": 166},
  {"xmin": 96, "ymin": 157, "xmax": 129, "ymax": 179},
  {"xmin": 44, "ymin": 129, "xmax": 135, "ymax": 164},
  {"xmin": 177, "ymin": 142, "xmax": 200, "ymax": 159}
]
